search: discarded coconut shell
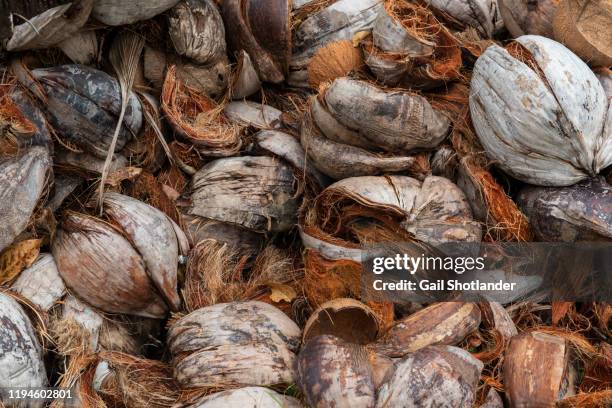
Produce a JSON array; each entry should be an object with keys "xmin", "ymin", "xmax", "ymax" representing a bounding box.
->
[
  {"xmin": 53, "ymin": 193, "xmax": 187, "ymax": 318},
  {"xmin": 181, "ymin": 214, "xmax": 264, "ymax": 254},
  {"xmin": 0, "ymin": 146, "xmax": 50, "ymax": 253},
  {"xmin": 289, "ymin": 0, "xmax": 383, "ymax": 87},
  {"xmin": 498, "ymin": 0, "xmax": 560, "ymax": 37},
  {"xmin": 424, "ymin": 0, "xmax": 502, "ymax": 37},
  {"xmin": 303, "ymin": 298, "xmax": 380, "ymax": 344},
  {"xmin": 168, "ymin": 301, "xmax": 300, "ymax": 389},
  {"xmin": 504, "ymin": 331, "xmax": 576, "ymax": 407},
  {"xmin": 0, "ymin": 293, "xmax": 47, "ymax": 395},
  {"xmin": 231, "ymin": 50, "xmax": 262, "ymax": 99},
  {"xmin": 188, "ymin": 387, "xmax": 303, "ymax": 408},
  {"xmin": 92, "ymin": 0, "xmax": 181, "ymax": 26},
  {"xmin": 553, "ymin": 0, "xmax": 612, "ymax": 67},
  {"xmin": 222, "ymin": 0, "xmax": 290, "ymax": 83},
  {"xmin": 4, "ymin": 0, "xmax": 94, "ymax": 51},
  {"xmin": 22, "ymin": 65, "xmax": 143, "ymax": 159},
  {"xmin": 375, "ymin": 302, "xmax": 482, "ymax": 357},
  {"xmin": 470, "ymin": 35, "xmax": 610, "ymax": 186},
  {"xmin": 518, "ymin": 178, "xmax": 612, "ymax": 241},
  {"xmin": 188, "ymin": 156, "xmax": 299, "ymax": 233},
  {"xmin": 162, "ymin": 66, "xmax": 240, "ymax": 156},
  {"xmin": 376, "ymin": 345, "xmax": 483, "ymax": 407},
  {"xmin": 11, "ymin": 253, "xmax": 65, "ymax": 312},
  {"xmin": 169, "ymin": 0, "xmax": 227, "ymax": 65},
  {"xmin": 223, "ymin": 100, "xmax": 282, "ymax": 129}
]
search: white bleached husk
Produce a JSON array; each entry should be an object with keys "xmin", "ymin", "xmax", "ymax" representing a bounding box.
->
[
  {"xmin": 376, "ymin": 346, "xmax": 483, "ymax": 407},
  {"xmin": 92, "ymin": 0, "xmax": 181, "ymax": 25},
  {"xmin": 0, "ymin": 294, "xmax": 47, "ymax": 400},
  {"xmin": 289, "ymin": 0, "xmax": 383, "ymax": 87},
  {"xmin": 188, "ymin": 156, "xmax": 299, "ymax": 233},
  {"xmin": 188, "ymin": 387, "xmax": 303, "ymax": 408},
  {"xmin": 169, "ymin": 0, "xmax": 226, "ymax": 65},
  {"xmin": 11, "ymin": 253, "xmax": 65, "ymax": 312},
  {"xmin": 470, "ymin": 35, "xmax": 610, "ymax": 186},
  {"xmin": 168, "ymin": 301, "xmax": 300, "ymax": 389},
  {"xmin": 0, "ymin": 146, "xmax": 50, "ymax": 253},
  {"xmin": 5, "ymin": 0, "xmax": 94, "ymax": 51}
]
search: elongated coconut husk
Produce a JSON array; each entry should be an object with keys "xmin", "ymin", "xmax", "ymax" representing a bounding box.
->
[
  {"xmin": 55, "ymin": 149, "xmax": 128, "ymax": 176},
  {"xmin": 162, "ymin": 66, "xmax": 241, "ymax": 156},
  {"xmin": 517, "ymin": 178, "xmax": 612, "ymax": 241},
  {"xmin": 231, "ymin": 50, "xmax": 262, "ymax": 99},
  {"xmin": 168, "ymin": 301, "xmax": 300, "ymax": 389},
  {"xmin": 504, "ymin": 332, "xmax": 576, "ymax": 407},
  {"xmin": 307, "ymin": 40, "xmax": 363, "ymax": 88},
  {"xmin": 0, "ymin": 293, "xmax": 47, "ymax": 397},
  {"xmin": 498, "ymin": 0, "xmax": 559, "ymax": 37},
  {"xmin": 553, "ymin": 0, "xmax": 612, "ymax": 67},
  {"xmin": 188, "ymin": 156, "xmax": 299, "ymax": 233},
  {"xmin": 375, "ymin": 302, "xmax": 481, "ymax": 357},
  {"xmin": 187, "ymin": 387, "xmax": 303, "ymax": 408},
  {"xmin": 4, "ymin": 0, "xmax": 94, "ymax": 51},
  {"xmin": 0, "ymin": 146, "xmax": 50, "ymax": 253},
  {"xmin": 92, "ymin": 0, "xmax": 181, "ymax": 25},
  {"xmin": 58, "ymin": 29, "xmax": 99, "ymax": 65},
  {"xmin": 303, "ymin": 298, "xmax": 380, "ymax": 344},
  {"xmin": 376, "ymin": 345, "xmax": 483, "ymax": 407},
  {"xmin": 10, "ymin": 253, "xmax": 65, "ymax": 312}
]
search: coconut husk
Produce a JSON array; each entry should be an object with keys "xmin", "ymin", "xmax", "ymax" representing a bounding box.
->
[
  {"xmin": 498, "ymin": 0, "xmax": 560, "ymax": 37},
  {"xmin": 10, "ymin": 253, "xmax": 65, "ymax": 312},
  {"xmin": 168, "ymin": 301, "xmax": 300, "ymax": 390},
  {"xmin": 424, "ymin": 0, "xmax": 502, "ymax": 37},
  {"xmin": 161, "ymin": 66, "xmax": 242, "ymax": 156},
  {"xmin": 223, "ymin": 100, "xmax": 283, "ymax": 129},
  {"xmin": 54, "ymin": 149, "xmax": 128, "ymax": 177},
  {"xmin": 58, "ymin": 29, "xmax": 99, "ymax": 65},
  {"xmin": 92, "ymin": 0, "xmax": 181, "ymax": 26},
  {"xmin": 181, "ymin": 214, "xmax": 263, "ymax": 253},
  {"xmin": 377, "ymin": 345, "xmax": 483, "ymax": 407},
  {"xmin": 553, "ymin": 0, "xmax": 612, "ymax": 67},
  {"xmin": 307, "ymin": 40, "xmax": 363, "ymax": 88},
  {"xmin": 187, "ymin": 387, "xmax": 303, "ymax": 408},
  {"xmin": 230, "ymin": 50, "xmax": 262, "ymax": 99}
]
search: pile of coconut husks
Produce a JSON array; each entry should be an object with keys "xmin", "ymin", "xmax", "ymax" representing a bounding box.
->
[{"xmin": 0, "ymin": 0, "xmax": 611, "ymax": 407}]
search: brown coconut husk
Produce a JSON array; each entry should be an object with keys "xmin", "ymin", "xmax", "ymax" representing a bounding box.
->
[
  {"xmin": 161, "ymin": 66, "xmax": 242, "ymax": 157},
  {"xmin": 307, "ymin": 40, "xmax": 364, "ymax": 88},
  {"xmin": 553, "ymin": 0, "xmax": 612, "ymax": 67},
  {"xmin": 122, "ymin": 171, "xmax": 182, "ymax": 226}
]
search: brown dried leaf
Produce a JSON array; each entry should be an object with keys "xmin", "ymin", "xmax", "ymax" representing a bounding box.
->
[
  {"xmin": 269, "ymin": 283, "xmax": 297, "ymax": 304},
  {"xmin": 0, "ymin": 239, "xmax": 42, "ymax": 285}
]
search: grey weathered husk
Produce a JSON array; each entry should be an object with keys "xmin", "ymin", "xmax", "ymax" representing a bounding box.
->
[
  {"xmin": 22, "ymin": 65, "xmax": 143, "ymax": 159},
  {"xmin": 373, "ymin": 6, "xmax": 435, "ymax": 55},
  {"xmin": 10, "ymin": 253, "xmax": 66, "ymax": 312},
  {"xmin": 424, "ymin": 0, "xmax": 502, "ymax": 37},
  {"xmin": 0, "ymin": 293, "xmax": 47, "ymax": 403},
  {"xmin": 301, "ymin": 97, "xmax": 430, "ymax": 180},
  {"xmin": 296, "ymin": 335, "xmax": 381, "ymax": 408},
  {"xmin": 52, "ymin": 209, "xmax": 172, "ymax": 318},
  {"xmin": 376, "ymin": 345, "xmax": 483, "ymax": 407},
  {"xmin": 470, "ymin": 35, "xmax": 610, "ymax": 186},
  {"xmin": 0, "ymin": 146, "xmax": 50, "ymax": 253},
  {"xmin": 188, "ymin": 156, "xmax": 299, "ymax": 233},
  {"xmin": 375, "ymin": 302, "xmax": 481, "ymax": 357},
  {"xmin": 303, "ymin": 298, "xmax": 380, "ymax": 344},
  {"xmin": 321, "ymin": 78, "xmax": 450, "ymax": 153},
  {"xmin": 92, "ymin": 0, "xmax": 181, "ymax": 26},
  {"xmin": 231, "ymin": 50, "xmax": 262, "ymax": 99},
  {"xmin": 168, "ymin": 301, "xmax": 300, "ymax": 389},
  {"xmin": 504, "ymin": 332, "xmax": 576, "ymax": 407},
  {"xmin": 181, "ymin": 214, "xmax": 264, "ymax": 255},
  {"xmin": 55, "ymin": 149, "xmax": 128, "ymax": 175},
  {"xmin": 498, "ymin": 0, "xmax": 559, "ymax": 37},
  {"xmin": 517, "ymin": 178, "xmax": 612, "ymax": 241},
  {"xmin": 223, "ymin": 101, "xmax": 282, "ymax": 129},
  {"xmin": 289, "ymin": 0, "xmax": 383, "ymax": 87},
  {"xmin": 169, "ymin": 0, "xmax": 226, "ymax": 65},
  {"xmin": 58, "ymin": 30, "xmax": 99, "ymax": 65},
  {"xmin": 188, "ymin": 387, "xmax": 303, "ymax": 408},
  {"xmin": 4, "ymin": 0, "xmax": 94, "ymax": 51}
]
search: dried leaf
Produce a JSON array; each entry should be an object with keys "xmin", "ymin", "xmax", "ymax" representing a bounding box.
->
[
  {"xmin": 269, "ymin": 283, "xmax": 297, "ymax": 303},
  {"xmin": 105, "ymin": 166, "xmax": 143, "ymax": 187},
  {"xmin": 0, "ymin": 239, "xmax": 42, "ymax": 285}
]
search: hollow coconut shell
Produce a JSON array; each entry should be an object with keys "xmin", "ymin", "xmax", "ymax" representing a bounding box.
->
[
  {"xmin": 470, "ymin": 35, "xmax": 610, "ymax": 186},
  {"xmin": 188, "ymin": 156, "xmax": 299, "ymax": 233},
  {"xmin": 187, "ymin": 387, "xmax": 303, "ymax": 408},
  {"xmin": 498, "ymin": 0, "xmax": 560, "ymax": 37},
  {"xmin": 374, "ymin": 302, "xmax": 482, "ymax": 357},
  {"xmin": 168, "ymin": 301, "xmax": 300, "ymax": 389},
  {"xmin": 553, "ymin": 0, "xmax": 612, "ymax": 67},
  {"xmin": 92, "ymin": 0, "xmax": 181, "ymax": 25},
  {"xmin": 0, "ymin": 146, "xmax": 50, "ymax": 253},
  {"xmin": 517, "ymin": 178, "xmax": 612, "ymax": 241},
  {"xmin": 303, "ymin": 298, "xmax": 380, "ymax": 344},
  {"xmin": 376, "ymin": 345, "xmax": 483, "ymax": 407},
  {"xmin": 0, "ymin": 293, "xmax": 47, "ymax": 401},
  {"xmin": 504, "ymin": 331, "xmax": 576, "ymax": 407}
]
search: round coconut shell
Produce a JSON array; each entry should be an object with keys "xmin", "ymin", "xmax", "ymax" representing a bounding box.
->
[
  {"xmin": 303, "ymin": 298, "xmax": 380, "ymax": 344},
  {"xmin": 307, "ymin": 40, "xmax": 363, "ymax": 88},
  {"xmin": 553, "ymin": 0, "xmax": 612, "ymax": 67}
]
